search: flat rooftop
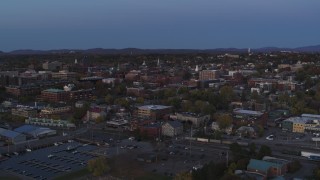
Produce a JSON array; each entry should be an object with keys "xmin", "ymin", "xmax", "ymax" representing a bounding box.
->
[
  {"xmin": 233, "ymin": 109, "xmax": 263, "ymax": 116},
  {"xmin": 43, "ymin": 89, "xmax": 65, "ymax": 93},
  {"xmin": 138, "ymin": 105, "xmax": 171, "ymax": 110}
]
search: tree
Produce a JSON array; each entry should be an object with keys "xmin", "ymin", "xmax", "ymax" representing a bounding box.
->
[
  {"xmin": 105, "ymin": 94, "xmax": 114, "ymax": 104},
  {"xmin": 167, "ymin": 97, "xmax": 181, "ymax": 111},
  {"xmin": 194, "ymin": 100, "xmax": 208, "ymax": 114},
  {"xmin": 257, "ymin": 125, "xmax": 264, "ymax": 137},
  {"xmin": 236, "ymin": 158, "xmax": 249, "ymax": 170},
  {"xmin": 95, "ymin": 116, "xmax": 105, "ymax": 123},
  {"xmin": 220, "ymin": 174, "xmax": 242, "ymax": 180},
  {"xmin": 314, "ymin": 167, "xmax": 320, "ymax": 179},
  {"xmin": 226, "ymin": 162, "xmax": 237, "ymax": 175},
  {"xmin": 192, "ymin": 161, "xmax": 227, "ymax": 180},
  {"xmin": 229, "ymin": 143, "xmax": 243, "ymax": 161},
  {"xmin": 136, "ymin": 97, "xmax": 144, "ymax": 104},
  {"xmin": 257, "ymin": 145, "xmax": 272, "ymax": 159},
  {"xmin": 114, "ymin": 98, "xmax": 130, "ymax": 108},
  {"xmin": 73, "ymin": 106, "xmax": 89, "ymax": 123},
  {"xmin": 248, "ymin": 143, "xmax": 256, "ymax": 156},
  {"xmin": 87, "ymin": 157, "xmax": 110, "ymax": 176},
  {"xmin": 220, "ymin": 86, "xmax": 235, "ymax": 102},
  {"xmin": 291, "ymin": 101, "xmax": 305, "ymax": 115},
  {"xmin": 114, "ymin": 84, "xmax": 126, "ymax": 96},
  {"xmin": 288, "ymin": 160, "xmax": 302, "ymax": 173},
  {"xmin": 174, "ymin": 171, "xmax": 192, "ymax": 180},
  {"xmin": 182, "ymin": 100, "xmax": 194, "ymax": 112},
  {"xmin": 164, "ymin": 88, "xmax": 175, "ymax": 98},
  {"xmin": 216, "ymin": 114, "xmax": 233, "ymax": 130}
]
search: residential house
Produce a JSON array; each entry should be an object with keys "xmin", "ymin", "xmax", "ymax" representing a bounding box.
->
[
  {"xmin": 162, "ymin": 121, "xmax": 183, "ymax": 137},
  {"xmin": 211, "ymin": 121, "xmax": 233, "ymax": 135},
  {"xmin": 236, "ymin": 126, "xmax": 257, "ymax": 138},
  {"xmin": 86, "ymin": 107, "xmax": 107, "ymax": 122}
]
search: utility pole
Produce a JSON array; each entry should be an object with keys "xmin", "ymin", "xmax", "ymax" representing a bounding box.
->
[
  {"xmin": 226, "ymin": 150, "xmax": 229, "ymax": 167},
  {"xmin": 189, "ymin": 125, "xmax": 192, "ymax": 156}
]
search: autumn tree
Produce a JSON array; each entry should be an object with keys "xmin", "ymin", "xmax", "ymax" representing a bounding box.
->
[
  {"xmin": 174, "ymin": 171, "xmax": 192, "ymax": 180},
  {"xmin": 105, "ymin": 94, "xmax": 114, "ymax": 104},
  {"xmin": 220, "ymin": 86, "xmax": 235, "ymax": 102},
  {"xmin": 216, "ymin": 114, "xmax": 233, "ymax": 130},
  {"xmin": 87, "ymin": 157, "xmax": 110, "ymax": 176}
]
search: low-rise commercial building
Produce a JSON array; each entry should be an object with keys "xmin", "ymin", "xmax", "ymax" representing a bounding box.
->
[
  {"xmin": 247, "ymin": 159, "xmax": 287, "ymax": 178},
  {"xmin": 282, "ymin": 114, "xmax": 320, "ymax": 133},
  {"xmin": 5, "ymin": 85, "xmax": 40, "ymax": 97},
  {"xmin": 137, "ymin": 105, "xmax": 171, "ymax": 120},
  {"xmin": 25, "ymin": 117, "xmax": 76, "ymax": 128},
  {"xmin": 174, "ymin": 112, "xmax": 210, "ymax": 127},
  {"xmin": 51, "ymin": 70, "xmax": 78, "ymax": 80},
  {"xmin": 11, "ymin": 107, "xmax": 37, "ymax": 118},
  {"xmin": 14, "ymin": 125, "xmax": 56, "ymax": 138},
  {"xmin": 0, "ymin": 128, "xmax": 26, "ymax": 144},
  {"xmin": 233, "ymin": 109, "xmax": 267, "ymax": 126},
  {"xmin": 40, "ymin": 105, "xmax": 71, "ymax": 115}
]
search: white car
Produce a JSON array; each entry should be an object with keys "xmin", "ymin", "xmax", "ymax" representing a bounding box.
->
[
  {"xmin": 266, "ymin": 135, "xmax": 274, "ymax": 140},
  {"xmin": 26, "ymin": 149, "xmax": 32, "ymax": 152},
  {"xmin": 128, "ymin": 137, "xmax": 135, "ymax": 141},
  {"xmin": 48, "ymin": 154, "xmax": 54, "ymax": 158}
]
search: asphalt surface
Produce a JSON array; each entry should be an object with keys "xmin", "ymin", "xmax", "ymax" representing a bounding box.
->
[{"xmin": 0, "ymin": 141, "xmax": 97, "ymax": 180}]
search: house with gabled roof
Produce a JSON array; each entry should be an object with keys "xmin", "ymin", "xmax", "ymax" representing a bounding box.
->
[{"xmin": 162, "ymin": 121, "xmax": 183, "ymax": 137}]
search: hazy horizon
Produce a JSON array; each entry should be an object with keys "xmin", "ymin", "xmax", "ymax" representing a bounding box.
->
[{"xmin": 1, "ymin": 0, "xmax": 320, "ymax": 51}]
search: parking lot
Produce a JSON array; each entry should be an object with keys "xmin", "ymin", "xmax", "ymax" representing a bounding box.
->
[{"xmin": 0, "ymin": 141, "xmax": 97, "ymax": 180}]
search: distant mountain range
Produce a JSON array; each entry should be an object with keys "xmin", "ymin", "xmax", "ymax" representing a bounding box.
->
[{"xmin": 2, "ymin": 45, "xmax": 320, "ymax": 55}]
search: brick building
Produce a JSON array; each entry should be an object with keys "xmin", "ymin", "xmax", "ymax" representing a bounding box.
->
[
  {"xmin": 41, "ymin": 89, "xmax": 69, "ymax": 102},
  {"xmin": 199, "ymin": 70, "xmax": 220, "ymax": 81}
]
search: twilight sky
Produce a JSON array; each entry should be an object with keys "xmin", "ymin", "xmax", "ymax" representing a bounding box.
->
[{"xmin": 0, "ymin": 0, "xmax": 320, "ymax": 51}]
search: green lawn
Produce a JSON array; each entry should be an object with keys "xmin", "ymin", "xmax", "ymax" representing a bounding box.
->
[{"xmin": 53, "ymin": 168, "xmax": 90, "ymax": 180}]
